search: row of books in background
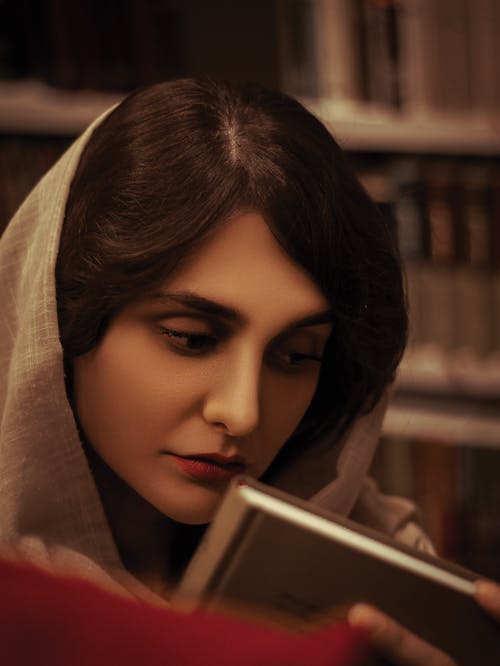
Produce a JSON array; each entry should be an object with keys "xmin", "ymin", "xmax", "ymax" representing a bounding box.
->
[
  {"xmin": 0, "ymin": 0, "xmax": 183, "ymax": 92},
  {"xmin": 0, "ymin": 136, "xmax": 70, "ymax": 234},
  {"xmin": 372, "ymin": 436, "xmax": 500, "ymax": 581},
  {"xmin": 355, "ymin": 155, "xmax": 500, "ymax": 371},
  {"xmin": 278, "ymin": 0, "xmax": 500, "ymax": 119},
  {"xmin": 0, "ymin": 1, "xmax": 280, "ymax": 94},
  {"xmin": 6, "ymin": 0, "xmax": 499, "ymax": 120}
]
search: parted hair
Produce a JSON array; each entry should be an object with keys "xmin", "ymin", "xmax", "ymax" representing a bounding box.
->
[{"xmin": 56, "ymin": 77, "xmax": 407, "ymax": 465}]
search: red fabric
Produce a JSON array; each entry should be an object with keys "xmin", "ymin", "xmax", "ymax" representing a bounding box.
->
[{"xmin": 0, "ymin": 559, "xmax": 375, "ymax": 665}]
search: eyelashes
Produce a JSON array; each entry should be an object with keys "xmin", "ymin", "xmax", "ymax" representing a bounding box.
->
[
  {"xmin": 159, "ymin": 327, "xmax": 324, "ymax": 372},
  {"xmin": 160, "ymin": 328, "xmax": 217, "ymax": 354},
  {"xmin": 276, "ymin": 350, "xmax": 323, "ymax": 365}
]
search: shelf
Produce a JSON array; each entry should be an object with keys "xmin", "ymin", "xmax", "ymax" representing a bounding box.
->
[
  {"xmin": 383, "ymin": 346, "xmax": 500, "ymax": 448},
  {"xmin": 396, "ymin": 345, "xmax": 500, "ymax": 399},
  {"xmin": 383, "ymin": 401, "xmax": 500, "ymax": 449},
  {"xmin": 1, "ymin": 80, "xmax": 500, "ymax": 156},
  {"xmin": 303, "ymin": 98, "xmax": 500, "ymax": 155},
  {"xmin": 0, "ymin": 80, "xmax": 123, "ymax": 135}
]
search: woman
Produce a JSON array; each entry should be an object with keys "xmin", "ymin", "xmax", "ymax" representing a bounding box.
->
[{"xmin": 0, "ymin": 78, "xmax": 497, "ymax": 664}]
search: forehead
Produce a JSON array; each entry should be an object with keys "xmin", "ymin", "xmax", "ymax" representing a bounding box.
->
[{"xmin": 163, "ymin": 212, "xmax": 329, "ymax": 321}]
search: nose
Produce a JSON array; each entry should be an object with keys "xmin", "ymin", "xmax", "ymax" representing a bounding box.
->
[{"xmin": 202, "ymin": 350, "xmax": 261, "ymax": 437}]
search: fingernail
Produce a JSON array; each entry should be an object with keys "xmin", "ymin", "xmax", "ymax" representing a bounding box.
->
[
  {"xmin": 475, "ymin": 579, "xmax": 498, "ymax": 602},
  {"xmin": 348, "ymin": 604, "xmax": 381, "ymax": 633}
]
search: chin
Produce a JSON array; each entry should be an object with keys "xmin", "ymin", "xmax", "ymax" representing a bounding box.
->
[{"xmin": 152, "ymin": 485, "xmax": 225, "ymax": 526}]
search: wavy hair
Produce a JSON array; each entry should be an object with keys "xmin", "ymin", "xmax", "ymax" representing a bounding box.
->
[{"xmin": 56, "ymin": 78, "xmax": 407, "ymax": 465}]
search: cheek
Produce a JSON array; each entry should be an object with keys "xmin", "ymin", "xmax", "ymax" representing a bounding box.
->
[
  {"xmin": 72, "ymin": 331, "xmax": 200, "ymax": 452},
  {"xmin": 73, "ymin": 352, "xmax": 144, "ymax": 454},
  {"xmin": 261, "ymin": 373, "xmax": 319, "ymax": 457}
]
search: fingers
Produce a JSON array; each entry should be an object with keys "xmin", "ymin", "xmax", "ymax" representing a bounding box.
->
[
  {"xmin": 475, "ymin": 579, "xmax": 500, "ymax": 621},
  {"xmin": 348, "ymin": 604, "xmax": 457, "ymax": 666}
]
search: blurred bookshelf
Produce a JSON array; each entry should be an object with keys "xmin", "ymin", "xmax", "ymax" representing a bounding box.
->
[
  {"xmin": 303, "ymin": 100, "xmax": 500, "ymax": 156},
  {"xmin": 1, "ymin": 0, "xmax": 500, "ymax": 578},
  {"xmin": 2, "ymin": 80, "xmax": 500, "ymax": 153},
  {"xmin": 0, "ymin": 80, "xmax": 122, "ymax": 135}
]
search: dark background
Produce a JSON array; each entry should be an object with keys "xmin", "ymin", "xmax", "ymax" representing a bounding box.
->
[{"xmin": 0, "ymin": 0, "xmax": 282, "ymax": 92}]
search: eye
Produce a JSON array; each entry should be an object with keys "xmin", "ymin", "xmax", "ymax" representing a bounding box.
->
[
  {"xmin": 160, "ymin": 328, "xmax": 218, "ymax": 355},
  {"xmin": 269, "ymin": 348, "xmax": 324, "ymax": 373}
]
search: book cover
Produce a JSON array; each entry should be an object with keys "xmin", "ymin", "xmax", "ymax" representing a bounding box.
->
[{"xmin": 175, "ymin": 477, "xmax": 500, "ymax": 665}]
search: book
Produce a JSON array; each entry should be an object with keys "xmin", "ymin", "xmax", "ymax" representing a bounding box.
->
[
  {"xmin": 276, "ymin": 0, "xmax": 320, "ymax": 97},
  {"xmin": 413, "ymin": 439, "xmax": 460, "ymax": 560},
  {"xmin": 453, "ymin": 164, "xmax": 494, "ymax": 355},
  {"xmin": 466, "ymin": 0, "xmax": 499, "ymax": 116},
  {"xmin": 357, "ymin": 0, "xmax": 402, "ymax": 109},
  {"xmin": 417, "ymin": 161, "xmax": 457, "ymax": 350},
  {"xmin": 174, "ymin": 476, "xmax": 500, "ymax": 665},
  {"xmin": 395, "ymin": 0, "xmax": 433, "ymax": 114},
  {"xmin": 389, "ymin": 158, "xmax": 426, "ymax": 346},
  {"xmin": 312, "ymin": 0, "xmax": 364, "ymax": 105}
]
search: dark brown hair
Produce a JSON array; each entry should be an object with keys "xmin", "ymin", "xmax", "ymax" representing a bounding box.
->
[{"xmin": 56, "ymin": 77, "xmax": 407, "ymax": 463}]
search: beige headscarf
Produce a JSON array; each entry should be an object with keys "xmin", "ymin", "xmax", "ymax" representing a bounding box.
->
[{"xmin": 0, "ymin": 105, "xmax": 432, "ymax": 598}]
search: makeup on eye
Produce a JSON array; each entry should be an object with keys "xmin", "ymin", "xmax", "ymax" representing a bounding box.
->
[
  {"xmin": 154, "ymin": 313, "xmax": 224, "ymax": 355},
  {"xmin": 159, "ymin": 327, "xmax": 219, "ymax": 354},
  {"xmin": 266, "ymin": 336, "xmax": 327, "ymax": 373},
  {"xmin": 156, "ymin": 314, "xmax": 330, "ymax": 368}
]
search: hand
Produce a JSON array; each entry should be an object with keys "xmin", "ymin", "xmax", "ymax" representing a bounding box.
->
[
  {"xmin": 347, "ymin": 604, "xmax": 456, "ymax": 666},
  {"xmin": 475, "ymin": 579, "xmax": 500, "ymax": 622}
]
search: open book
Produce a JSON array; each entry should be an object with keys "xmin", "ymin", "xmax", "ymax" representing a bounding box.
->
[{"xmin": 174, "ymin": 477, "xmax": 500, "ymax": 665}]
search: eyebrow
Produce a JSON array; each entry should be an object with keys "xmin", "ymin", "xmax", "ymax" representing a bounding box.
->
[{"xmin": 149, "ymin": 290, "xmax": 333, "ymax": 329}]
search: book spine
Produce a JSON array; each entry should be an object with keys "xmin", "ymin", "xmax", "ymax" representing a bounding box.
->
[
  {"xmin": 395, "ymin": 0, "xmax": 434, "ymax": 114},
  {"xmin": 465, "ymin": 0, "xmax": 497, "ymax": 115},
  {"xmin": 374, "ymin": 436, "xmax": 415, "ymax": 500},
  {"xmin": 412, "ymin": 439, "xmax": 460, "ymax": 560},
  {"xmin": 490, "ymin": 168, "xmax": 500, "ymax": 351},
  {"xmin": 433, "ymin": 0, "xmax": 471, "ymax": 111},
  {"xmin": 0, "ymin": 136, "xmax": 70, "ymax": 233},
  {"xmin": 392, "ymin": 158, "xmax": 427, "ymax": 264},
  {"xmin": 357, "ymin": 0, "xmax": 402, "ymax": 109},
  {"xmin": 453, "ymin": 164, "xmax": 494, "ymax": 355},
  {"xmin": 313, "ymin": 0, "xmax": 363, "ymax": 103},
  {"xmin": 276, "ymin": 0, "xmax": 319, "ymax": 97},
  {"xmin": 390, "ymin": 158, "xmax": 427, "ymax": 346},
  {"xmin": 418, "ymin": 161, "xmax": 457, "ymax": 351}
]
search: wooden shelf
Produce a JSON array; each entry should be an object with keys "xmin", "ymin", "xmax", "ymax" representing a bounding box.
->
[
  {"xmin": 384, "ymin": 346, "xmax": 500, "ymax": 448},
  {"xmin": 0, "ymin": 80, "xmax": 122, "ymax": 135},
  {"xmin": 383, "ymin": 402, "xmax": 500, "ymax": 449},
  {"xmin": 2, "ymin": 81, "xmax": 500, "ymax": 156},
  {"xmin": 396, "ymin": 345, "xmax": 500, "ymax": 398},
  {"xmin": 303, "ymin": 98, "xmax": 500, "ymax": 155}
]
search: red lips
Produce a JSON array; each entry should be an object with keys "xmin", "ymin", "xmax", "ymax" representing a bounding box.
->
[
  {"xmin": 170, "ymin": 452, "xmax": 247, "ymax": 483},
  {"xmin": 190, "ymin": 453, "xmax": 246, "ymax": 465}
]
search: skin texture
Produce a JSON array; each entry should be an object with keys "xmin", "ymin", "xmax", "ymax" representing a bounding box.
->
[
  {"xmin": 71, "ymin": 210, "xmax": 500, "ymax": 661},
  {"xmin": 475, "ymin": 579, "xmax": 500, "ymax": 621},
  {"xmin": 73, "ymin": 211, "xmax": 332, "ymax": 543}
]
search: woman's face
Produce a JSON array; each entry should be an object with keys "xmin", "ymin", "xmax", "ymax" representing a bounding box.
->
[{"xmin": 73, "ymin": 212, "xmax": 332, "ymax": 524}]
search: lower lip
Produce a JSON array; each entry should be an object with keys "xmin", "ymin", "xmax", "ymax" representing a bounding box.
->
[{"xmin": 170, "ymin": 455, "xmax": 246, "ymax": 484}]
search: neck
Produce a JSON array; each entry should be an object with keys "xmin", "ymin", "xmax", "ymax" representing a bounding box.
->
[{"xmin": 84, "ymin": 445, "xmax": 200, "ymax": 597}]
